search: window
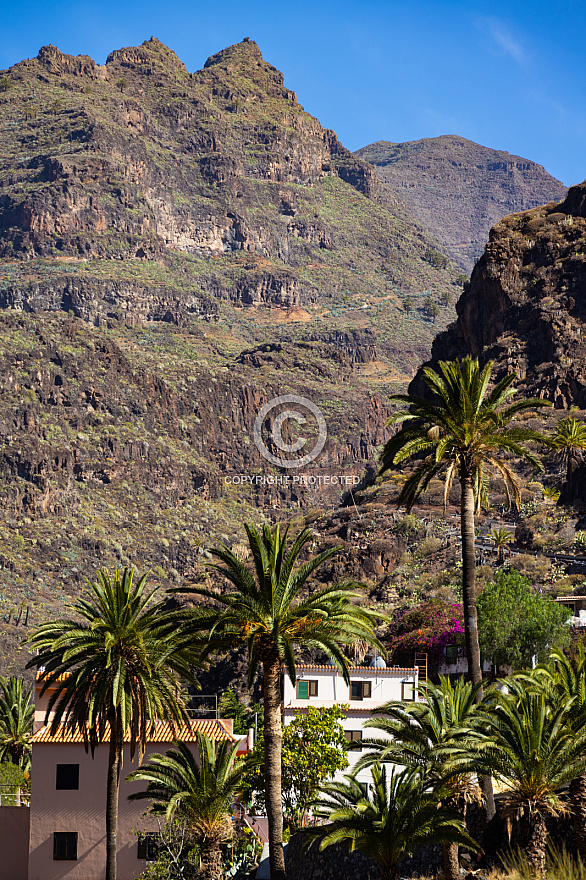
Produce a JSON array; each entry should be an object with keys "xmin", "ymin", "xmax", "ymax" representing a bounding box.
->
[
  {"xmin": 137, "ymin": 833, "xmax": 159, "ymax": 861},
  {"xmin": 297, "ymin": 680, "xmax": 318, "ymax": 699},
  {"xmin": 53, "ymin": 832, "xmax": 77, "ymax": 860},
  {"xmin": 350, "ymin": 681, "xmax": 371, "ymax": 701},
  {"xmin": 402, "ymin": 681, "xmax": 416, "ymax": 702},
  {"xmin": 344, "ymin": 730, "xmax": 363, "ymax": 750},
  {"xmin": 56, "ymin": 764, "xmax": 79, "ymax": 790},
  {"xmin": 358, "ymin": 782, "xmax": 369, "ymax": 798},
  {"xmin": 444, "ymin": 645, "xmax": 463, "ymax": 663}
]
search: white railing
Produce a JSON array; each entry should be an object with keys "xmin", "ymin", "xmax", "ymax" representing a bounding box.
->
[{"xmin": 0, "ymin": 787, "xmax": 29, "ymax": 806}]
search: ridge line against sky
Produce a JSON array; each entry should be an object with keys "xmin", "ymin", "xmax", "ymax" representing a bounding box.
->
[{"xmin": 1, "ymin": 0, "xmax": 584, "ymax": 187}]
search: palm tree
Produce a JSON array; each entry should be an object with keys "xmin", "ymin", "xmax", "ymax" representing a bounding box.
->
[
  {"xmin": 127, "ymin": 733, "xmax": 249, "ymax": 880},
  {"xmin": 0, "ymin": 676, "xmax": 33, "ymax": 771},
  {"xmin": 304, "ymin": 763, "xmax": 478, "ymax": 880},
  {"xmin": 471, "ymin": 684, "xmax": 586, "ymax": 873},
  {"xmin": 531, "ymin": 645, "xmax": 586, "ymax": 861},
  {"xmin": 175, "ymin": 522, "xmax": 384, "ymax": 880},
  {"xmin": 380, "ymin": 357, "xmax": 548, "ymax": 694},
  {"xmin": 552, "ymin": 416, "xmax": 586, "ymax": 484},
  {"xmin": 25, "ymin": 567, "xmax": 198, "ymax": 880},
  {"xmin": 355, "ymin": 676, "xmax": 484, "ymax": 880},
  {"xmin": 488, "ymin": 527, "xmax": 514, "ymax": 564}
]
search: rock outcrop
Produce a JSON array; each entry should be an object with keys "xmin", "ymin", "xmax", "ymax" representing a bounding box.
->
[{"xmin": 419, "ymin": 182, "xmax": 586, "ymax": 409}]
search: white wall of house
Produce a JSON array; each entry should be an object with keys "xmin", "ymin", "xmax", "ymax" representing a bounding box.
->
[{"xmin": 283, "ymin": 663, "xmax": 418, "ymax": 789}]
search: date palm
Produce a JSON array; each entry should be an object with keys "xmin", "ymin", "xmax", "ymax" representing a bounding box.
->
[
  {"xmin": 305, "ymin": 763, "xmax": 478, "ymax": 880},
  {"xmin": 0, "ymin": 676, "xmax": 33, "ymax": 771},
  {"xmin": 488, "ymin": 527, "xmax": 514, "ymax": 565},
  {"xmin": 25, "ymin": 567, "xmax": 198, "ymax": 880},
  {"xmin": 355, "ymin": 676, "xmax": 484, "ymax": 880},
  {"xmin": 380, "ymin": 357, "xmax": 548, "ymax": 695},
  {"xmin": 471, "ymin": 684, "xmax": 586, "ymax": 873},
  {"xmin": 552, "ymin": 416, "xmax": 586, "ymax": 484},
  {"xmin": 531, "ymin": 645, "xmax": 586, "ymax": 861},
  {"xmin": 127, "ymin": 734, "xmax": 248, "ymax": 880},
  {"xmin": 175, "ymin": 522, "xmax": 384, "ymax": 880}
]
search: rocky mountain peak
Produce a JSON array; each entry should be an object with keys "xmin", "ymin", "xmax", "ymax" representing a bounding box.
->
[
  {"xmin": 106, "ymin": 36, "xmax": 189, "ymax": 79},
  {"xmin": 36, "ymin": 44, "xmax": 97, "ymax": 77},
  {"xmin": 357, "ymin": 135, "xmax": 566, "ymax": 273}
]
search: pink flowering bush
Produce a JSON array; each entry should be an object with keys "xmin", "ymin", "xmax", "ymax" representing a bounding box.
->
[{"xmin": 387, "ymin": 599, "xmax": 464, "ymax": 667}]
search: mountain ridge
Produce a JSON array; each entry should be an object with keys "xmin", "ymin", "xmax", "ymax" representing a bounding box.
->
[{"xmin": 356, "ymin": 135, "xmax": 567, "ymax": 273}]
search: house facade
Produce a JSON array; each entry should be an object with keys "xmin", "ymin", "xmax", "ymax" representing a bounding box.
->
[
  {"xmin": 282, "ymin": 660, "xmax": 418, "ymax": 789},
  {"xmin": 8, "ymin": 672, "xmax": 247, "ymax": 880}
]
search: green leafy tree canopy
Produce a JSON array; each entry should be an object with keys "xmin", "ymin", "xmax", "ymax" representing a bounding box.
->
[{"xmin": 477, "ymin": 568, "xmax": 571, "ymax": 671}]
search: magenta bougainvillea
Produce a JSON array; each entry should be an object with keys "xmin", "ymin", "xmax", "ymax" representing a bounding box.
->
[{"xmin": 388, "ymin": 598, "xmax": 464, "ymax": 665}]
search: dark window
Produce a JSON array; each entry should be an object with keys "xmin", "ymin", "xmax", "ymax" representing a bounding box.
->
[
  {"xmin": 297, "ymin": 680, "xmax": 318, "ymax": 699},
  {"xmin": 344, "ymin": 730, "xmax": 363, "ymax": 743},
  {"xmin": 402, "ymin": 681, "xmax": 416, "ymax": 702},
  {"xmin": 137, "ymin": 833, "xmax": 159, "ymax": 861},
  {"xmin": 350, "ymin": 681, "xmax": 372, "ymax": 701},
  {"xmin": 444, "ymin": 645, "xmax": 463, "ymax": 663},
  {"xmin": 358, "ymin": 782, "xmax": 369, "ymax": 797},
  {"xmin": 53, "ymin": 832, "xmax": 77, "ymax": 860},
  {"xmin": 56, "ymin": 764, "xmax": 79, "ymax": 790}
]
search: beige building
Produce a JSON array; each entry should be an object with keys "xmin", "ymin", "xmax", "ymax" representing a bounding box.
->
[{"xmin": 0, "ymin": 673, "xmax": 248, "ymax": 880}]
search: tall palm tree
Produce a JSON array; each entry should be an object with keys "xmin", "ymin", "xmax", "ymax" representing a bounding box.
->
[
  {"xmin": 175, "ymin": 522, "xmax": 384, "ymax": 880},
  {"xmin": 471, "ymin": 684, "xmax": 586, "ymax": 873},
  {"xmin": 355, "ymin": 676, "xmax": 484, "ymax": 880},
  {"xmin": 0, "ymin": 676, "xmax": 33, "ymax": 771},
  {"xmin": 304, "ymin": 763, "xmax": 478, "ymax": 880},
  {"xmin": 127, "ymin": 734, "xmax": 249, "ymax": 880},
  {"xmin": 552, "ymin": 416, "xmax": 586, "ymax": 484},
  {"xmin": 531, "ymin": 645, "xmax": 586, "ymax": 861},
  {"xmin": 380, "ymin": 357, "xmax": 548, "ymax": 694},
  {"xmin": 25, "ymin": 567, "xmax": 198, "ymax": 880}
]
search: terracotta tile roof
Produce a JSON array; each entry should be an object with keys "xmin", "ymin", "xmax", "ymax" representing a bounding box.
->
[
  {"xmin": 31, "ymin": 719, "xmax": 236, "ymax": 745},
  {"xmin": 292, "ymin": 664, "xmax": 417, "ymax": 673}
]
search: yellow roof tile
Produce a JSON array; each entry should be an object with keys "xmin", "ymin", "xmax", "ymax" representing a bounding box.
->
[{"xmin": 31, "ymin": 719, "xmax": 236, "ymax": 745}]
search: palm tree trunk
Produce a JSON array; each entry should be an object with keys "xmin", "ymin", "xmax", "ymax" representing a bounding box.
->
[
  {"xmin": 199, "ymin": 842, "xmax": 224, "ymax": 880},
  {"xmin": 264, "ymin": 657, "xmax": 286, "ymax": 880},
  {"xmin": 106, "ymin": 715, "xmax": 123, "ymax": 880},
  {"xmin": 443, "ymin": 842, "xmax": 460, "ymax": 880},
  {"xmin": 460, "ymin": 474, "xmax": 482, "ymax": 688},
  {"xmin": 570, "ymin": 774, "xmax": 586, "ymax": 862},
  {"xmin": 461, "ymin": 473, "xmax": 495, "ymax": 823},
  {"xmin": 522, "ymin": 813, "xmax": 548, "ymax": 874}
]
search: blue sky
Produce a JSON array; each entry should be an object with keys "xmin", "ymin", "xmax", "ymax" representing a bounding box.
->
[{"xmin": 1, "ymin": 0, "xmax": 584, "ymax": 186}]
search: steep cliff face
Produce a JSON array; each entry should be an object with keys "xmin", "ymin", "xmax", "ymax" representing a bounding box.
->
[
  {"xmin": 419, "ymin": 182, "xmax": 586, "ymax": 409},
  {"xmin": 357, "ymin": 136, "xmax": 567, "ymax": 273}
]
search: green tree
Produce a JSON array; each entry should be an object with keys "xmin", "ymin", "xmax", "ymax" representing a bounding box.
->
[
  {"xmin": 0, "ymin": 676, "xmax": 33, "ymax": 771},
  {"xmin": 477, "ymin": 569, "xmax": 570, "ymax": 671},
  {"xmin": 218, "ymin": 689, "xmax": 263, "ymax": 736},
  {"xmin": 356, "ymin": 677, "xmax": 484, "ymax": 880},
  {"xmin": 423, "ymin": 297, "xmax": 439, "ymax": 321},
  {"xmin": 380, "ymin": 357, "xmax": 548, "ymax": 694},
  {"xmin": 471, "ymin": 684, "xmax": 586, "ymax": 873},
  {"xmin": 305, "ymin": 763, "xmax": 478, "ymax": 880},
  {"xmin": 552, "ymin": 416, "xmax": 586, "ymax": 484},
  {"xmin": 175, "ymin": 522, "xmax": 384, "ymax": 880},
  {"xmin": 128, "ymin": 734, "xmax": 248, "ymax": 880},
  {"xmin": 25, "ymin": 567, "xmax": 197, "ymax": 880},
  {"xmin": 247, "ymin": 705, "xmax": 349, "ymax": 828},
  {"xmin": 0, "ymin": 761, "xmax": 28, "ymax": 805}
]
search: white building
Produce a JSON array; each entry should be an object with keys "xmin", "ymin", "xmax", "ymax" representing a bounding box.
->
[{"xmin": 283, "ymin": 659, "xmax": 418, "ymax": 790}]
